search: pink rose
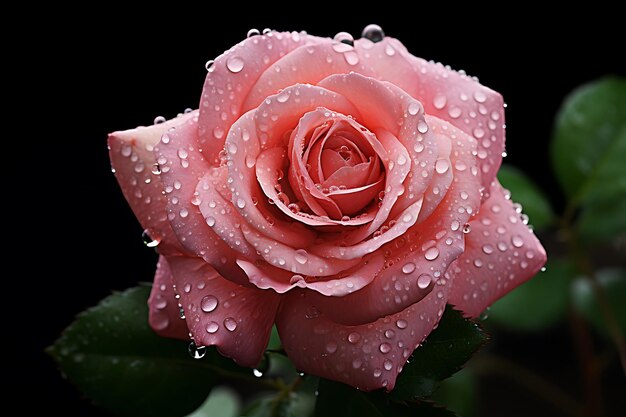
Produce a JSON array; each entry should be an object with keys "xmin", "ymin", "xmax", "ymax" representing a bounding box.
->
[{"xmin": 109, "ymin": 26, "xmax": 546, "ymax": 391}]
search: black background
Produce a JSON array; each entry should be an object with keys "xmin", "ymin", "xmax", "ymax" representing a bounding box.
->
[{"xmin": 18, "ymin": 8, "xmax": 624, "ymax": 416}]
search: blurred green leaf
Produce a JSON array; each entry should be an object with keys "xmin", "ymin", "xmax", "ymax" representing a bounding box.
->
[
  {"xmin": 551, "ymin": 77, "xmax": 626, "ymax": 199},
  {"xmin": 571, "ymin": 268, "xmax": 626, "ymax": 338},
  {"xmin": 497, "ymin": 165, "xmax": 554, "ymax": 231},
  {"xmin": 185, "ymin": 387, "xmax": 241, "ymax": 417},
  {"xmin": 268, "ymin": 325, "xmax": 282, "ymax": 351},
  {"xmin": 431, "ymin": 367, "xmax": 476, "ymax": 417},
  {"xmin": 391, "ymin": 307, "xmax": 487, "ymax": 400},
  {"xmin": 242, "ymin": 376, "xmax": 318, "ymax": 417},
  {"xmin": 489, "ymin": 259, "xmax": 575, "ymax": 331},
  {"xmin": 48, "ymin": 285, "xmax": 249, "ymax": 417},
  {"xmin": 315, "ymin": 379, "xmax": 457, "ymax": 417},
  {"xmin": 577, "ymin": 177, "xmax": 626, "ymax": 244},
  {"xmin": 551, "ymin": 78, "xmax": 626, "ymax": 242}
]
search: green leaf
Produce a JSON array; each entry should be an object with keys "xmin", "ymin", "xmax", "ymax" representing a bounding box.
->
[
  {"xmin": 551, "ymin": 77, "xmax": 626, "ymax": 200},
  {"xmin": 242, "ymin": 376, "xmax": 318, "ymax": 417},
  {"xmin": 48, "ymin": 285, "xmax": 249, "ymax": 417},
  {"xmin": 488, "ymin": 259, "xmax": 575, "ymax": 331},
  {"xmin": 577, "ymin": 168, "xmax": 626, "ymax": 242},
  {"xmin": 390, "ymin": 307, "xmax": 488, "ymax": 400},
  {"xmin": 431, "ymin": 367, "xmax": 476, "ymax": 417},
  {"xmin": 315, "ymin": 379, "xmax": 457, "ymax": 417},
  {"xmin": 497, "ymin": 165, "xmax": 554, "ymax": 231},
  {"xmin": 571, "ymin": 268, "xmax": 626, "ymax": 338},
  {"xmin": 185, "ymin": 387, "xmax": 241, "ymax": 417}
]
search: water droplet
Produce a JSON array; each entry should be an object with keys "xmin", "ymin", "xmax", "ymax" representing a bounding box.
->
[
  {"xmin": 417, "ymin": 120, "xmax": 429, "ymax": 134},
  {"xmin": 205, "ymin": 60, "xmax": 215, "ymax": 72},
  {"xmin": 206, "ymin": 321, "xmax": 219, "ymax": 333},
  {"xmin": 142, "ymin": 228, "xmax": 161, "ymax": 248},
  {"xmin": 474, "ymin": 258, "xmax": 483, "ymax": 268},
  {"xmin": 262, "ymin": 28, "xmax": 272, "ymax": 35},
  {"xmin": 333, "ymin": 31, "xmax": 354, "ymax": 46},
  {"xmin": 402, "ymin": 262, "xmax": 416, "ymax": 274},
  {"xmin": 348, "ymin": 332, "xmax": 361, "ymax": 344},
  {"xmin": 385, "ymin": 44, "xmax": 396, "ymax": 56},
  {"xmin": 253, "ymin": 368, "xmax": 263, "ymax": 377},
  {"xmin": 448, "ymin": 107, "xmax": 462, "ymax": 118},
  {"xmin": 180, "ymin": 208, "xmax": 189, "ymax": 218},
  {"xmin": 247, "ymin": 28, "xmax": 260, "ymax": 37},
  {"xmin": 454, "ymin": 160, "xmax": 467, "ymax": 171},
  {"xmin": 183, "ymin": 283, "xmax": 192, "ymax": 293},
  {"xmin": 462, "ymin": 223, "xmax": 472, "ymax": 234},
  {"xmin": 396, "ymin": 319, "xmax": 408, "ymax": 329},
  {"xmin": 227, "ymin": 143, "xmax": 238, "ymax": 155},
  {"xmin": 151, "ymin": 163, "xmax": 162, "ymax": 175},
  {"xmin": 206, "ymin": 216, "xmax": 216, "ymax": 227},
  {"xmin": 379, "ymin": 342, "xmax": 392, "ymax": 353},
  {"xmin": 362, "ymin": 24, "xmax": 385, "ymax": 42},
  {"xmin": 224, "ymin": 317, "xmax": 237, "ymax": 332},
  {"xmin": 226, "ymin": 56, "xmax": 244, "ymax": 73},
  {"xmin": 433, "ymin": 94, "xmax": 447, "ymax": 109},
  {"xmin": 384, "ymin": 359, "xmax": 393, "ymax": 370},
  {"xmin": 294, "ymin": 249, "xmax": 309, "ymax": 264},
  {"xmin": 417, "ymin": 274, "xmax": 432, "ymax": 289},
  {"xmin": 511, "ymin": 235, "xmax": 524, "ymax": 247},
  {"xmin": 326, "ymin": 341, "xmax": 338, "ymax": 353},
  {"xmin": 373, "ymin": 369, "xmax": 382, "ymax": 378},
  {"xmin": 408, "ymin": 102, "xmax": 421, "ymax": 116},
  {"xmin": 188, "ymin": 342, "xmax": 207, "ymax": 359},
  {"xmin": 474, "ymin": 90, "xmax": 487, "ymax": 103},
  {"xmin": 236, "ymin": 198, "xmax": 246, "ymax": 209},
  {"xmin": 482, "ymin": 244, "xmax": 494, "ymax": 254},
  {"xmin": 435, "ymin": 159, "xmax": 449, "ymax": 174},
  {"xmin": 154, "ymin": 115, "xmax": 166, "ymax": 124},
  {"xmin": 424, "ymin": 247, "xmax": 439, "ymax": 261},
  {"xmin": 385, "ymin": 329, "xmax": 395, "ymax": 339},
  {"xmin": 290, "ymin": 275, "xmax": 305, "ymax": 285},
  {"xmin": 201, "ymin": 295, "xmax": 218, "ymax": 313}
]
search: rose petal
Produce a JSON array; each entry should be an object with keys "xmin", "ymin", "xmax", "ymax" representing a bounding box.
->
[
  {"xmin": 168, "ymin": 256, "xmax": 280, "ymax": 367},
  {"xmin": 354, "ymin": 37, "xmax": 505, "ymax": 190},
  {"xmin": 276, "ymin": 288, "xmax": 447, "ymax": 391},
  {"xmin": 108, "ymin": 111, "xmax": 197, "ymax": 255},
  {"xmin": 309, "ymin": 114, "xmax": 482, "ymax": 324},
  {"xmin": 198, "ymin": 31, "xmax": 323, "ymax": 165},
  {"xmin": 448, "ymin": 180, "xmax": 547, "ymax": 317},
  {"xmin": 155, "ymin": 115, "xmax": 247, "ymax": 284},
  {"xmin": 148, "ymin": 256, "xmax": 189, "ymax": 339},
  {"xmin": 224, "ymin": 111, "xmax": 317, "ymax": 249},
  {"xmin": 242, "ymin": 39, "xmax": 361, "ymax": 110}
]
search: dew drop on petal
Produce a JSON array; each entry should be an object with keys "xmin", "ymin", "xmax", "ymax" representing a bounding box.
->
[
  {"xmin": 188, "ymin": 342, "xmax": 207, "ymax": 359},
  {"xmin": 226, "ymin": 56, "xmax": 245, "ymax": 73},
  {"xmin": 424, "ymin": 247, "xmax": 439, "ymax": 261},
  {"xmin": 224, "ymin": 317, "xmax": 238, "ymax": 332},
  {"xmin": 408, "ymin": 102, "xmax": 421, "ymax": 116},
  {"xmin": 435, "ymin": 159, "xmax": 449, "ymax": 174},
  {"xmin": 294, "ymin": 249, "xmax": 309, "ymax": 264},
  {"xmin": 201, "ymin": 295, "xmax": 218, "ymax": 313},
  {"xmin": 348, "ymin": 332, "xmax": 361, "ymax": 344},
  {"xmin": 417, "ymin": 120, "xmax": 429, "ymax": 134},
  {"xmin": 326, "ymin": 341, "xmax": 338, "ymax": 353},
  {"xmin": 511, "ymin": 235, "xmax": 524, "ymax": 247},
  {"xmin": 417, "ymin": 273, "xmax": 432, "ymax": 289},
  {"xmin": 379, "ymin": 343, "xmax": 392, "ymax": 353},
  {"xmin": 402, "ymin": 262, "xmax": 416, "ymax": 274},
  {"xmin": 206, "ymin": 321, "xmax": 219, "ymax": 333},
  {"xmin": 433, "ymin": 94, "xmax": 447, "ymax": 109},
  {"xmin": 384, "ymin": 359, "xmax": 393, "ymax": 370},
  {"xmin": 396, "ymin": 319, "xmax": 408, "ymax": 329}
]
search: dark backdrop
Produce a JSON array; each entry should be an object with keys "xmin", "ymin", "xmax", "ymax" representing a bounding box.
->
[{"xmin": 20, "ymin": 9, "xmax": 624, "ymax": 416}]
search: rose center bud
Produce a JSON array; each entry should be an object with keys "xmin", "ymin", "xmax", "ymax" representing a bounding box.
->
[{"xmin": 287, "ymin": 110, "xmax": 385, "ymax": 221}]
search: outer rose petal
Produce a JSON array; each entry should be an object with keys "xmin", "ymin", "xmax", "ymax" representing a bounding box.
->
[
  {"xmin": 108, "ymin": 111, "xmax": 197, "ymax": 255},
  {"xmin": 167, "ymin": 256, "xmax": 280, "ymax": 367},
  {"xmin": 148, "ymin": 256, "xmax": 189, "ymax": 339},
  {"xmin": 448, "ymin": 180, "xmax": 547, "ymax": 317},
  {"xmin": 276, "ymin": 288, "xmax": 447, "ymax": 391},
  {"xmin": 355, "ymin": 37, "xmax": 505, "ymax": 191},
  {"xmin": 155, "ymin": 115, "xmax": 247, "ymax": 285},
  {"xmin": 198, "ymin": 31, "xmax": 324, "ymax": 165}
]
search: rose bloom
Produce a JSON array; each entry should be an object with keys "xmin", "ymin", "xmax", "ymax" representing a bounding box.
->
[{"xmin": 109, "ymin": 26, "xmax": 546, "ymax": 391}]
